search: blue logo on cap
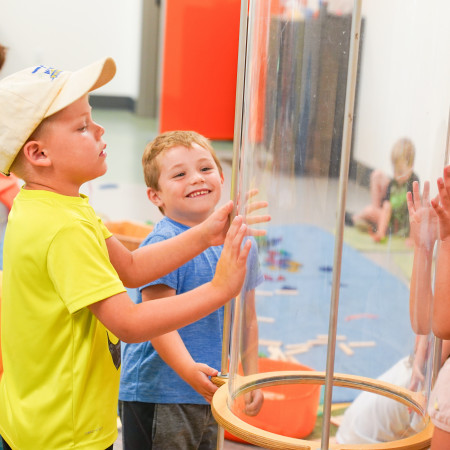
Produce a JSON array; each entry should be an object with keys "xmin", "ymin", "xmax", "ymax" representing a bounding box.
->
[{"xmin": 31, "ymin": 65, "xmax": 62, "ymax": 80}]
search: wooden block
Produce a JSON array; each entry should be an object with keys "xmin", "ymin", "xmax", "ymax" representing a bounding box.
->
[
  {"xmin": 285, "ymin": 342, "xmax": 308, "ymax": 349},
  {"xmin": 257, "ymin": 316, "xmax": 275, "ymax": 323},
  {"xmin": 307, "ymin": 339, "xmax": 327, "ymax": 347},
  {"xmin": 275, "ymin": 289, "xmax": 299, "ymax": 295},
  {"xmin": 285, "ymin": 346, "xmax": 310, "ymax": 356},
  {"xmin": 259, "ymin": 339, "xmax": 283, "ymax": 347},
  {"xmin": 256, "ymin": 290, "xmax": 274, "ymax": 297},
  {"xmin": 268, "ymin": 345, "xmax": 288, "ymax": 361},
  {"xmin": 338, "ymin": 342, "xmax": 354, "ymax": 356},
  {"xmin": 317, "ymin": 334, "xmax": 347, "ymax": 341},
  {"xmin": 317, "ymin": 334, "xmax": 346, "ymax": 341},
  {"xmin": 330, "ymin": 414, "xmax": 344, "ymax": 427},
  {"xmin": 348, "ymin": 341, "xmax": 376, "ymax": 348}
]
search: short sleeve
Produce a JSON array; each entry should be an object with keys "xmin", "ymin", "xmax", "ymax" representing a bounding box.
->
[
  {"xmin": 138, "ymin": 233, "xmax": 179, "ymax": 293},
  {"xmin": 48, "ymin": 220, "xmax": 125, "ymax": 313},
  {"xmin": 98, "ymin": 217, "xmax": 113, "ymax": 239}
]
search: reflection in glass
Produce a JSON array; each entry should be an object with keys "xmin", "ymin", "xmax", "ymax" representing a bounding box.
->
[{"xmin": 216, "ymin": 0, "xmax": 450, "ymax": 448}]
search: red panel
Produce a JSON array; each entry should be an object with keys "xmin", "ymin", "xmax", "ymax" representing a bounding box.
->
[{"xmin": 159, "ymin": 0, "xmax": 241, "ymax": 139}]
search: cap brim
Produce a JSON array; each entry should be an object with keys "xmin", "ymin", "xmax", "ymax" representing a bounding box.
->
[{"xmin": 45, "ymin": 57, "xmax": 116, "ymax": 118}]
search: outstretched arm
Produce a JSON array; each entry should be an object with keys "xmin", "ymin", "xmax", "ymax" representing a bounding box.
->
[
  {"xmin": 89, "ymin": 216, "xmax": 251, "ymax": 342},
  {"xmin": 142, "ymin": 284, "xmax": 219, "ymax": 403},
  {"xmin": 107, "ymin": 201, "xmax": 234, "ymax": 288},
  {"xmin": 407, "ymin": 181, "xmax": 438, "ymax": 335},
  {"xmin": 108, "ymin": 199, "xmax": 271, "ymax": 288},
  {"xmin": 431, "ymin": 166, "xmax": 450, "ymax": 338}
]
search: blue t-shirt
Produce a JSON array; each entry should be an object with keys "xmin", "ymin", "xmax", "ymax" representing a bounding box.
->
[{"xmin": 119, "ymin": 217, "xmax": 263, "ymax": 404}]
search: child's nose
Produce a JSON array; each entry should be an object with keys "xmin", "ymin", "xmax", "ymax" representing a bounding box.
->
[
  {"xmin": 191, "ymin": 172, "xmax": 205, "ymax": 183},
  {"xmin": 94, "ymin": 122, "xmax": 105, "ymax": 138}
]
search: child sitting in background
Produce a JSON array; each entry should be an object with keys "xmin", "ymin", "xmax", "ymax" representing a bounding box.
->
[
  {"xmin": 346, "ymin": 138, "xmax": 419, "ymax": 243},
  {"xmin": 119, "ymin": 131, "xmax": 265, "ymax": 449}
]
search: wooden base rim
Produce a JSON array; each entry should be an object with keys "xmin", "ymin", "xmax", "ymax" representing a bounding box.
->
[{"xmin": 211, "ymin": 370, "xmax": 433, "ymax": 450}]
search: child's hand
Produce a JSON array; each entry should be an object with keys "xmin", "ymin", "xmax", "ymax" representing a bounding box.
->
[
  {"xmin": 212, "ymin": 216, "xmax": 251, "ymax": 300},
  {"xmin": 407, "ymin": 181, "xmax": 438, "ymax": 250},
  {"xmin": 432, "ymin": 166, "xmax": 450, "ymax": 242},
  {"xmin": 184, "ymin": 363, "xmax": 219, "ymax": 403},
  {"xmin": 239, "ymin": 189, "xmax": 271, "ymax": 236},
  {"xmin": 409, "ymin": 358, "xmax": 426, "ymax": 392},
  {"xmin": 243, "ymin": 389, "xmax": 264, "ymax": 416},
  {"xmin": 200, "ymin": 192, "xmax": 270, "ymax": 247},
  {"xmin": 201, "ymin": 200, "xmax": 234, "ymax": 247}
]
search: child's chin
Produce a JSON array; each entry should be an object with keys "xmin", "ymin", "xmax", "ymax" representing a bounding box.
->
[{"xmin": 93, "ymin": 165, "xmax": 108, "ymax": 180}]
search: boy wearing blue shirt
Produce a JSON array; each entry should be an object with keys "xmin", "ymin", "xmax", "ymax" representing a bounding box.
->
[{"xmin": 119, "ymin": 131, "xmax": 265, "ymax": 449}]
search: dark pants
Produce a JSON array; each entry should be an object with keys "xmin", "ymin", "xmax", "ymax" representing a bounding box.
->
[
  {"xmin": 119, "ymin": 400, "xmax": 218, "ymax": 450},
  {"xmin": 1, "ymin": 438, "xmax": 113, "ymax": 450}
]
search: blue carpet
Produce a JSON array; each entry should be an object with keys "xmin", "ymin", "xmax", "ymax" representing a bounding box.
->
[{"xmin": 254, "ymin": 224, "xmax": 415, "ymax": 402}]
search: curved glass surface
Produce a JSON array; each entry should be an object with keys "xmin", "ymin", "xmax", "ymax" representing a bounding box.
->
[{"xmin": 225, "ymin": 0, "xmax": 450, "ymax": 447}]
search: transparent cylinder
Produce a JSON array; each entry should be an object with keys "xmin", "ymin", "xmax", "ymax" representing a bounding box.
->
[{"xmin": 216, "ymin": 0, "xmax": 450, "ymax": 449}]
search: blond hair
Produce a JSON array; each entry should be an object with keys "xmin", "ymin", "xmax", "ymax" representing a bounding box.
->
[
  {"xmin": 391, "ymin": 138, "xmax": 415, "ymax": 167},
  {"xmin": 142, "ymin": 130, "xmax": 223, "ymax": 213}
]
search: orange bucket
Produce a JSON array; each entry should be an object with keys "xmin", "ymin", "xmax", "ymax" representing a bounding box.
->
[{"xmin": 225, "ymin": 358, "xmax": 321, "ymax": 443}]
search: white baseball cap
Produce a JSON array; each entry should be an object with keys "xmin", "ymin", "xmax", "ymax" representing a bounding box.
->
[{"xmin": 0, "ymin": 57, "xmax": 116, "ymax": 175}]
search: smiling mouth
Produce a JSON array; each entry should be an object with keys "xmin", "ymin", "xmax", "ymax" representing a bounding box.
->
[
  {"xmin": 100, "ymin": 150, "xmax": 107, "ymax": 157},
  {"xmin": 187, "ymin": 190, "xmax": 210, "ymax": 198}
]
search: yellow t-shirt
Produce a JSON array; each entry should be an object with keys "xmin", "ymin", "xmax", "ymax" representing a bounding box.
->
[
  {"xmin": 0, "ymin": 189, "xmax": 126, "ymax": 449},
  {"xmin": 0, "ymin": 271, "xmax": 3, "ymax": 379}
]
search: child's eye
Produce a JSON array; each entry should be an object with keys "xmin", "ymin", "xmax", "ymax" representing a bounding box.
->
[
  {"xmin": 201, "ymin": 167, "xmax": 212, "ymax": 172},
  {"xmin": 78, "ymin": 125, "xmax": 87, "ymax": 132},
  {"xmin": 174, "ymin": 172, "xmax": 185, "ymax": 178}
]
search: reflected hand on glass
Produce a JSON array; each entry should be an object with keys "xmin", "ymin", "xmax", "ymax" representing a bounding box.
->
[
  {"xmin": 432, "ymin": 165, "xmax": 450, "ymax": 242},
  {"xmin": 237, "ymin": 189, "xmax": 271, "ymax": 236},
  {"xmin": 243, "ymin": 389, "xmax": 264, "ymax": 416},
  {"xmin": 409, "ymin": 335, "xmax": 428, "ymax": 392},
  {"xmin": 407, "ymin": 180, "xmax": 438, "ymax": 250},
  {"xmin": 409, "ymin": 360, "xmax": 425, "ymax": 393}
]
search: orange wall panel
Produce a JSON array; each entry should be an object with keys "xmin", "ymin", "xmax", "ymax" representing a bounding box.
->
[{"xmin": 159, "ymin": 0, "xmax": 241, "ymax": 140}]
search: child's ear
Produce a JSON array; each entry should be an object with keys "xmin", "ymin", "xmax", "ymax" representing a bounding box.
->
[
  {"xmin": 22, "ymin": 140, "xmax": 51, "ymax": 168},
  {"xmin": 147, "ymin": 187, "xmax": 163, "ymax": 208}
]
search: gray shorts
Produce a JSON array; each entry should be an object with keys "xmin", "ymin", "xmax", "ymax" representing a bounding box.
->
[{"xmin": 119, "ymin": 401, "xmax": 218, "ymax": 450}]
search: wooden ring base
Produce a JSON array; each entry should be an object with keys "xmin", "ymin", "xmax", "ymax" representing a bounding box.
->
[{"xmin": 211, "ymin": 370, "xmax": 433, "ymax": 450}]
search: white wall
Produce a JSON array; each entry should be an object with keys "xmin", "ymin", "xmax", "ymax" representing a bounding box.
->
[
  {"xmin": 1, "ymin": 0, "xmax": 448, "ymax": 183},
  {"xmin": 353, "ymin": 0, "xmax": 450, "ymax": 185},
  {"xmin": 0, "ymin": 0, "xmax": 143, "ymax": 99}
]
